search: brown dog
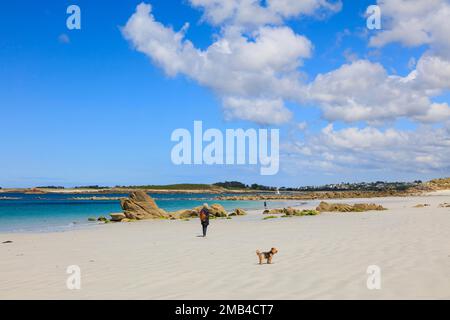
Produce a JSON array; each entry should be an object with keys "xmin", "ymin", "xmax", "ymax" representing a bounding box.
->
[{"xmin": 256, "ymin": 248, "xmax": 278, "ymax": 264}]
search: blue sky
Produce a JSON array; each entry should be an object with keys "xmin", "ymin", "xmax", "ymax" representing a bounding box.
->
[{"xmin": 1, "ymin": 0, "xmax": 449, "ymax": 188}]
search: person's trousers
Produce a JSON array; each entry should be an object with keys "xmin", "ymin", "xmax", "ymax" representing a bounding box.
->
[{"xmin": 202, "ymin": 223, "xmax": 208, "ymax": 237}]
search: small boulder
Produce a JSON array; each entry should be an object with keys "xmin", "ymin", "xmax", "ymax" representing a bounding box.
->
[
  {"xmin": 283, "ymin": 207, "xmax": 300, "ymax": 216},
  {"xmin": 352, "ymin": 203, "xmax": 386, "ymax": 211},
  {"xmin": 110, "ymin": 213, "xmax": 126, "ymax": 222},
  {"xmin": 230, "ymin": 208, "xmax": 247, "ymax": 216},
  {"xmin": 171, "ymin": 209, "xmax": 199, "ymax": 220},
  {"xmin": 267, "ymin": 209, "xmax": 284, "ymax": 215}
]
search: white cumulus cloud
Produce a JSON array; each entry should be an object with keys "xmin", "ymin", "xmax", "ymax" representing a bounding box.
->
[
  {"xmin": 286, "ymin": 124, "xmax": 450, "ymax": 173},
  {"xmin": 189, "ymin": 0, "xmax": 342, "ymax": 29},
  {"xmin": 122, "ymin": 1, "xmax": 450, "ymax": 175},
  {"xmin": 223, "ymin": 97, "xmax": 292, "ymax": 124},
  {"xmin": 122, "ymin": 2, "xmax": 316, "ymax": 125},
  {"xmin": 370, "ymin": 0, "xmax": 450, "ymax": 57},
  {"xmin": 306, "ymin": 60, "xmax": 450, "ymax": 123}
]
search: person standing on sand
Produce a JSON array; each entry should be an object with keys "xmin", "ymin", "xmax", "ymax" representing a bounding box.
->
[{"xmin": 199, "ymin": 203, "xmax": 210, "ymax": 237}]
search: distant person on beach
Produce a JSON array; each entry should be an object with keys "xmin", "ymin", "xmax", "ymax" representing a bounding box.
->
[
  {"xmin": 264, "ymin": 201, "xmax": 267, "ymax": 210},
  {"xmin": 199, "ymin": 203, "xmax": 210, "ymax": 237}
]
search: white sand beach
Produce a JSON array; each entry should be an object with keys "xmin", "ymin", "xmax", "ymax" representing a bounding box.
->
[{"xmin": 1, "ymin": 192, "xmax": 449, "ymax": 300}]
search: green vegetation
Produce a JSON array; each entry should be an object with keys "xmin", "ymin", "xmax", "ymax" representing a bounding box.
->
[
  {"xmin": 213, "ymin": 181, "xmax": 276, "ymax": 191},
  {"xmin": 213, "ymin": 181, "xmax": 247, "ymax": 189},
  {"xmin": 75, "ymin": 185, "xmax": 109, "ymax": 189},
  {"xmin": 250, "ymin": 184, "xmax": 277, "ymax": 191},
  {"xmin": 54, "ymin": 178, "xmax": 429, "ymax": 193},
  {"xmin": 36, "ymin": 186, "xmax": 65, "ymax": 189},
  {"xmin": 263, "ymin": 215, "xmax": 278, "ymax": 220},
  {"xmin": 115, "ymin": 184, "xmax": 216, "ymax": 190}
]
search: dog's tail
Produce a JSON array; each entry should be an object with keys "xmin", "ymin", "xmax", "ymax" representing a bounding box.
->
[{"xmin": 256, "ymin": 250, "xmax": 260, "ymax": 255}]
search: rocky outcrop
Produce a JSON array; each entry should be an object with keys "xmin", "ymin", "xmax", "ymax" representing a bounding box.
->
[
  {"xmin": 216, "ymin": 190, "xmax": 410, "ymax": 201},
  {"xmin": 284, "ymin": 207, "xmax": 301, "ymax": 216},
  {"xmin": 263, "ymin": 207, "xmax": 299, "ymax": 215},
  {"xmin": 413, "ymin": 204, "xmax": 430, "ymax": 208},
  {"xmin": 170, "ymin": 209, "xmax": 199, "ymax": 220},
  {"xmin": 24, "ymin": 188, "xmax": 46, "ymax": 194},
  {"xmin": 120, "ymin": 191, "xmax": 168, "ymax": 220},
  {"xmin": 208, "ymin": 204, "xmax": 228, "ymax": 217},
  {"xmin": 316, "ymin": 201, "xmax": 386, "ymax": 212},
  {"xmin": 283, "ymin": 208, "xmax": 319, "ymax": 216},
  {"xmin": 110, "ymin": 213, "xmax": 126, "ymax": 222},
  {"xmin": 263, "ymin": 207, "xmax": 319, "ymax": 216},
  {"xmin": 229, "ymin": 208, "xmax": 247, "ymax": 216},
  {"xmin": 263, "ymin": 208, "xmax": 283, "ymax": 215},
  {"xmin": 114, "ymin": 192, "xmax": 230, "ymax": 221},
  {"xmin": 170, "ymin": 204, "xmax": 229, "ymax": 219}
]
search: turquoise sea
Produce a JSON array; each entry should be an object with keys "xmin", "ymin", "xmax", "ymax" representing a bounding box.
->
[{"xmin": 0, "ymin": 193, "xmax": 305, "ymax": 233}]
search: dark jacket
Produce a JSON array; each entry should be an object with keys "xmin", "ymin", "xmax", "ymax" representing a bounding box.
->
[{"xmin": 200, "ymin": 208, "xmax": 210, "ymax": 225}]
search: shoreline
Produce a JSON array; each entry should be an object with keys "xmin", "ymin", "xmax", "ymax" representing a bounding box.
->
[
  {"xmin": 2, "ymin": 177, "xmax": 448, "ymax": 196},
  {"xmin": 0, "ymin": 187, "xmax": 255, "ymax": 195},
  {"xmin": 1, "ymin": 191, "xmax": 450, "ymax": 235},
  {"xmin": 1, "ymin": 192, "xmax": 449, "ymax": 299},
  {"xmin": 0, "ymin": 187, "xmax": 431, "ymax": 200}
]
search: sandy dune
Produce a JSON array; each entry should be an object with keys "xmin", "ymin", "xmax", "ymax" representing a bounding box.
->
[{"xmin": 0, "ymin": 193, "xmax": 449, "ymax": 299}]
